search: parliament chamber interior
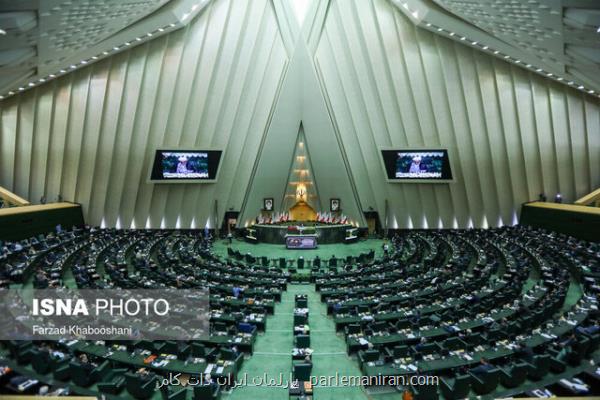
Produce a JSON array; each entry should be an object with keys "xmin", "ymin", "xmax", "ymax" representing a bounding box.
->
[{"xmin": 0, "ymin": 0, "xmax": 599, "ymax": 399}]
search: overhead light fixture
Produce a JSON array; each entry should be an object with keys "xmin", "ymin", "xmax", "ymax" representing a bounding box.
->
[{"xmin": 0, "ymin": 28, "xmax": 6, "ymax": 35}]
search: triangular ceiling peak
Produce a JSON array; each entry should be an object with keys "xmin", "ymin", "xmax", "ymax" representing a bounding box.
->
[
  {"xmin": 282, "ymin": 123, "xmax": 319, "ymax": 212},
  {"xmin": 238, "ymin": 3, "xmax": 364, "ymax": 226}
]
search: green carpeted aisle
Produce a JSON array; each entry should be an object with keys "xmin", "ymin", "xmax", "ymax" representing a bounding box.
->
[{"xmin": 227, "ymin": 284, "xmax": 367, "ymax": 400}]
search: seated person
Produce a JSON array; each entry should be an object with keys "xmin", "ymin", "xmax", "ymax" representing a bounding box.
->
[{"xmin": 470, "ymin": 358, "xmax": 494, "ymax": 376}]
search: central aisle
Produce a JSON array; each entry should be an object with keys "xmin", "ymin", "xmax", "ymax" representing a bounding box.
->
[{"xmin": 227, "ymin": 284, "xmax": 366, "ymax": 400}]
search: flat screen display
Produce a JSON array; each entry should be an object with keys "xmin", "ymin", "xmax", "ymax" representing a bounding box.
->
[
  {"xmin": 150, "ymin": 150, "xmax": 222, "ymax": 182},
  {"xmin": 381, "ymin": 149, "xmax": 453, "ymax": 181},
  {"xmin": 286, "ymin": 236, "xmax": 317, "ymax": 249}
]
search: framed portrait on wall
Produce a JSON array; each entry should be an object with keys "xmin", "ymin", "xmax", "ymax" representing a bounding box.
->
[
  {"xmin": 264, "ymin": 198, "xmax": 274, "ymax": 211},
  {"xmin": 330, "ymin": 198, "xmax": 340, "ymax": 212}
]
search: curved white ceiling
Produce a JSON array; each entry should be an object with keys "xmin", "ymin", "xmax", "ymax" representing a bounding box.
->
[
  {"xmin": 0, "ymin": 0, "xmax": 210, "ymax": 99},
  {"xmin": 391, "ymin": 0, "xmax": 600, "ymax": 98}
]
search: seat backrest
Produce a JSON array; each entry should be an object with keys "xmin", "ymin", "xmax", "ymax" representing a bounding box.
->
[
  {"xmin": 535, "ymin": 354, "xmax": 550, "ymax": 372},
  {"xmin": 347, "ymin": 324, "xmax": 361, "ymax": 334},
  {"xmin": 168, "ymin": 387, "xmax": 188, "ymax": 400},
  {"xmin": 363, "ymin": 349, "xmax": 380, "ymax": 362},
  {"xmin": 220, "ymin": 348, "xmax": 235, "ymax": 360},
  {"xmin": 191, "ymin": 343, "xmax": 206, "ymax": 357},
  {"xmin": 482, "ymin": 368, "xmax": 500, "ymax": 387},
  {"xmin": 510, "ymin": 362, "xmax": 528, "ymax": 383},
  {"xmin": 296, "ymin": 335, "xmax": 310, "ymax": 348},
  {"xmin": 193, "ymin": 384, "xmax": 213, "ymax": 399},
  {"xmin": 293, "ymin": 363, "xmax": 312, "ymax": 381},
  {"xmin": 296, "ymin": 298, "xmax": 308, "ymax": 308},
  {"xmin": 453, "ymin": 374, "xmax": 471, "ymax": 395},
  {"xmin": 421, "ymin": 343, "xmax": 439, "ymax": 355},
  {"xmin": 394, "ymin": 345, "xmax": 409, "ymax": 358}
]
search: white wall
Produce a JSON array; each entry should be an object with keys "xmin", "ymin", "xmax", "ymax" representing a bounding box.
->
[
  {"xmin": 1, "ymin": 0, "xmax": 598, "ymax": 229},
  {"xmin": 0, "ymin": 0, "xmax": 288, "ymax": 229},
  {"xmin": 313, "ymin": 0, "xmax": 600, "ymax": 229}
]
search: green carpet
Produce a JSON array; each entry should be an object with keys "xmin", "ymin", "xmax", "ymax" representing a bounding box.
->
[
  {"xmin": 227, "ymin": 284, "xmax": 368, "ymax": 400},
  {"xmin": 213, "ymin": 238, "xmax": 385, "ymax": 262}
]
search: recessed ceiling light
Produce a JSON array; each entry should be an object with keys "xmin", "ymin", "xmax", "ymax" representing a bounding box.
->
[
  {"xmin": 482, "ymin": 46, "xmax": 488, "ymax": 50},
  {"xmin": 0, "ymin": 95, "xmax": 4, "ymax": 100},
  {"xmin": 0, "ymin": 28, "xmax": 6, "ymax": 35},
  {"xmin": 158, "ymin": 28, "xmax": 164, "ymax": 32},
  {"xmin": 28, "ymin": 82, "xmax": 34, "ymax": 87}
]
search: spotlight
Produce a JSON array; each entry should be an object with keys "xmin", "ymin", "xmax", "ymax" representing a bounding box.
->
[
  {"xmin": 554, "ymin": 193, "xmax": 562, "ymax": 203},
  {"xmin": 538, "ymin": 193, "xmax": 547, "ymax": 202}
]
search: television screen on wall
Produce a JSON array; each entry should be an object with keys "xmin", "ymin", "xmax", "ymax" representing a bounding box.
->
[
  {"xmin": 381, "ymin": 149, "xmax": 453, "ymax": 182},
  {"xmin": 149, "ymin": 150, "xmax": 222, "ymax": 183}
]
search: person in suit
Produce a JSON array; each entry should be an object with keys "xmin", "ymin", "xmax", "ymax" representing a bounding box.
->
[
  {"xmin": 470, "ymin": 358, "xmax": 494, "ymax": 376},
  {"xmin": 515, "ymin": 342, "xmax": 534, "ymax": 363}
]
